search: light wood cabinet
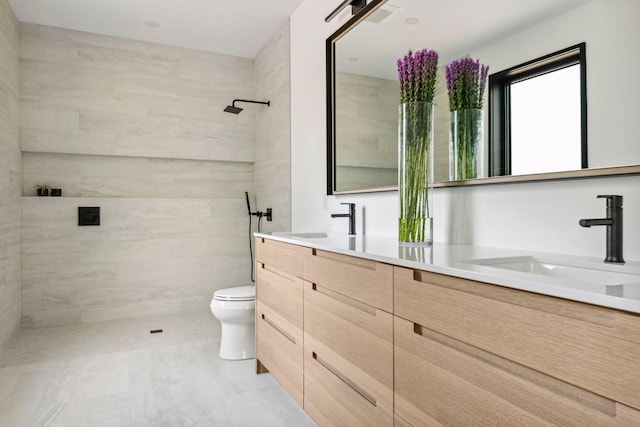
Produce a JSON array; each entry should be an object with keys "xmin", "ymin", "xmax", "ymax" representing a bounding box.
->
[
  {"xmin": 255, "ymin": 238, "xmax": 309, "ymax": 407},
  {"xmin": 255, "ymin": 237, "xmax": 305, "ymax": 278},
  {"xmin": 304, "ymin": 248, "xmax": 393, "ymax": 312},
  {"xmin": 394, "ymin": 266, "xmax": 640, "ymax": 426},
  {"xmin": 255, "ymin": 237, "xmax": 640, "ymax": 426},
  {"xmin": 303, "ymin": 280, "xmax": 393, "ymax": 426}
]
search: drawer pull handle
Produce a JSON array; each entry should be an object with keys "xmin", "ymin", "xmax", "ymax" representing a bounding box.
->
[
  {"xmin": 261, "ymin": 313, "xmax": 296, "ymax": 344},
  {"xmin": 414, "ymin": 323, "xmax": 423, "ymax": 335},
  {"xmin": 310, "ymin": 283, "xmax": 376, "ymax": 315},
  {"xmin": 413, "ymin": 270, "xmax": 423, "ymax": 282},
  {"xmin": 312, "ymin": 352, "xmax": 377, "ymax": 407}
]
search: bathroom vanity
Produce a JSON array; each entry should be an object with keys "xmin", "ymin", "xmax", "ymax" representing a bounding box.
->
[{"xmin": 254, "ymin": 233, "xmax": 640, "ymax": 426}]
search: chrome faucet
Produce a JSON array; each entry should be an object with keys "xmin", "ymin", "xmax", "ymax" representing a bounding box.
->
[
  {"xmin": 331, "ymin": 203, "xmax": 356, "ymax": 235},
  {"xmin": 579, "ymin": 195, "xmax": 624, "ymax": 264}
]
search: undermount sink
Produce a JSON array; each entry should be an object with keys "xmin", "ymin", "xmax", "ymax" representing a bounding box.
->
[{"xmin": 467, "ymin": 256, "xmax": 640, "ymax": 298}]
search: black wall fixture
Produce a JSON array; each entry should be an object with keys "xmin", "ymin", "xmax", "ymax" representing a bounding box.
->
[
  {"xmin": 78, "ymin": 207, "xmax": 100, "ymax": 226},
  {"xmin": 325, "ymin": 0, "xmax": 367, "ymax": 22},
  {"xmin": 223, "ymin": 99, "xmax": 270, "ymax": 114}
]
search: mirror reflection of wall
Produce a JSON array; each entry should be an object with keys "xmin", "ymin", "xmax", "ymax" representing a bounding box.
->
[
  {"xmin": 329, "ymin": 0, "xmax": 640, "ymax": 193},
  {"xmin": 335, "ymin": 71, "xmax": 398, "ymax": 191}
]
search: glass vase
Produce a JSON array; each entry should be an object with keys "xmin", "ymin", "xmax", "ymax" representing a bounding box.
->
[
  {"xmin": 449, "ymin": 109, "xmax": 484, "ymax": 180},
  {"xmin": 398, "ymin": 102, "xmax": 434, "ymax": 245}
]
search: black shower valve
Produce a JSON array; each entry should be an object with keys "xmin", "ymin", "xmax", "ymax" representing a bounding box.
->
[{"xmin": 252, "ymin": 208, "xmax": 273, "ymax": 222}]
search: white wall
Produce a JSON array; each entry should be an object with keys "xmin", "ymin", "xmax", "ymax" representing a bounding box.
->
[
  {"xmin": 0, "ymin": 0, "xmax": 21, "ymax": 352},
  {"xmin": 471, "ymin": 0, "xmax": 640, "ymax": 169},
  {"xmin": 290, "ymin": 1, "xmax": 342, "ymax": 232},
  {"xmin": 290, "ymin": 0, "xmax": 640, "ymax": 261}
]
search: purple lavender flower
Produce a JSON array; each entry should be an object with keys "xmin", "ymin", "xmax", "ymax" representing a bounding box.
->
[
  {"xmin": 445, "ymin": 57, "xmax": 489, "ymax": 111},
  {"xmin": 397, "ymin": 48, "xmax": 438, "ymax": 103}
]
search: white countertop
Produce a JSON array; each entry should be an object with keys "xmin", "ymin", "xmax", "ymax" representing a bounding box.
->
[{"xmin": 255, "ymin": 232, "xmax": 640, "ymax": 314}]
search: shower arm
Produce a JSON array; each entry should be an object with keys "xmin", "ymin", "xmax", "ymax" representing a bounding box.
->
[{"xmin": 231, "ymin": 99, "xmax": 270, "ymax": 108}]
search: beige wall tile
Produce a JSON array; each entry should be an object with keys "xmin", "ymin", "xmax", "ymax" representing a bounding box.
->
[
  {"xmin": 39, "ymin": 25, "xmax": 149, "ymax": 53},
  {"xmin": 0, "ymin": 0, "xmax": 21, "ymax": 353},
  {"xmin": 19, "ymin": 33, "xmax": 78, "ymax": 64},
  {"xmin": 254, "ymin": 21, "xmax": 292, "ymax": 233},
  {"xmin": 21, "ymin": 105, "xmax": 79, "ymax": 133},
  {"xmin": 78, "ymin": 44, "xmax": 181, "ymax": 77},
  {"xmin": 0, "ymin": 0, "xmax": 18, "ymax": 47},
  {"xmin": 21, "ymin": 129, "xmax": 117, "ymax": 156},
  {"xmin": 16, "ymin": 23, "xmax": 288, "ymax": 329},
  {"xmin": 20, "ymin": 24, "xmax": 255, "ymax": 163},
  {"xmin": 79, "ymin": 111, "xmax": 181, "ymax": 137},
  {"xmin": 21, "ymin": 196, "xmax": 253, "ymax": 327}
]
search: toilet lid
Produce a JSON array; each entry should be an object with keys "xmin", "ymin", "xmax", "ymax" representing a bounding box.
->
[{"xmin": 214, "ymin": 285, "xmax": 255, "ymax": 302}]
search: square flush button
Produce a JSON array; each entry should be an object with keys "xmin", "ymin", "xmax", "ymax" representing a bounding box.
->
[{"xmin": 78, "ymin": 207, "xmax": 100, "ymax": 226}]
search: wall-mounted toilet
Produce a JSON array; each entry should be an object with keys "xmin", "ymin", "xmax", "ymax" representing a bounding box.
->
[{"xmin": 210, "ymin": 285, "xmax": 256, "ymax": 360}]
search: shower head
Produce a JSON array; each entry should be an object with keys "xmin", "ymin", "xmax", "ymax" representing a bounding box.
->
[
  {"xmin": 223, "ymin": 99, "xmax": 270, "ymax": 114},
  {"xmin": 224, "ymin": 105, "xmax": 243, "ymax": 114}
]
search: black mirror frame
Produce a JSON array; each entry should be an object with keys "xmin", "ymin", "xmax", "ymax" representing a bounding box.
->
[{"xmin": 326, "ymin": 0, "xmax": 388, "ymax": 195}]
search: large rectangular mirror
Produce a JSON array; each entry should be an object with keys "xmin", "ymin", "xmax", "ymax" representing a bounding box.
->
[{"xmin": 327, "ymin": 0, "xmax": 640, "ymax": 194}]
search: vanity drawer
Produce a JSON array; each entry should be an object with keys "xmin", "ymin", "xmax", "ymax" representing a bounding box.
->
[
  {"xmin": 395, "ymin": 316, "xmax": 640, "ymax": 426},
  {"xmin": 394, "ymin": 266, "xmax": 640, "ymax": 412},
  {"xmin": 256, "ymin": 301, "xmax": 303, "ymax": 407},
  {"xmin": 255, "ymin": 261, "xmax": 303, "ymax": 336},
  {"xmin": 304, "ymin": 249, "xmax": 393, "ymax": 312},
  {"xmin": 304, "ymin": 348, "xmax": 393, "ymax": 427},
  {"xmin": 255, "ymin": 237, "xmax": 307, "ymax": 278},
  {"xmin": 303, "ymin": 279, "xmax": 393, "ymax": 425}
]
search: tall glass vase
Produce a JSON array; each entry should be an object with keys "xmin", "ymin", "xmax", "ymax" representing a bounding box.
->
[
  {"xmin": 398, "ymin": 102, "xmax": 434, "ymax": 245},
  {"xmin": 449, "ymin": 109, "xmax": 484, "ymax": 180}
]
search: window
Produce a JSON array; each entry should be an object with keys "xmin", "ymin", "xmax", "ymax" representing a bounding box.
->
[{"xmin": 489, "ymin": 43, "xmax": 587, "ymax": 176}]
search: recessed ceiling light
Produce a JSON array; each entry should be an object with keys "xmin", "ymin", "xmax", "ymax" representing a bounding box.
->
[
  {"xmin": 404, "ymin": 18, "xmax": 419, "ymax": 25},
  {"xmin": 347, "ymin": 57, "xmax": 359, "ymax": 62},
  {"xmin": 144, "ymin": 21, "xmax": 160, "ymax": 29}
]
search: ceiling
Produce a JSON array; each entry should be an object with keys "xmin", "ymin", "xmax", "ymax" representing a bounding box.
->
[
  {"xmin": 336, "ymin": 0, "xmax": 594, "ymax": 80},
  {"xmin": 8, "ymin": 0, "xmax": 306, "ymax": 58}
]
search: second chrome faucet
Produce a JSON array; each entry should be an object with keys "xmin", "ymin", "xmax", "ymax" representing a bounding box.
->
[{"xmin": 331, "ymin": 203, "xmax": 356, "ymax": 235}]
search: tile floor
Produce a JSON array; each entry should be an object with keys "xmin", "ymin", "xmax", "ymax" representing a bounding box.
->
[{"xmin": 0, "ymin": 312, "xmax": 316, "ymax": 427}]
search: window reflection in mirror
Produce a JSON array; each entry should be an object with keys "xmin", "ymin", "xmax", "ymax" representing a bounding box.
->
[
  {"xmin": 489, "ymin": 43, "xmax": 587, "ymax": 177},
  {"xmin": 511, "ymin": 64, "xmax": 582, "ymax": 175}
]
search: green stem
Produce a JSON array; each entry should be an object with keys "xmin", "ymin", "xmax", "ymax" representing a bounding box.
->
[
  {"xmin": 399, "ymin": 102, "xmax": 433, "ymax": 244},
  {"xmin": 451, "ymin": 109, "xmax": 483, "ymax": 180}
]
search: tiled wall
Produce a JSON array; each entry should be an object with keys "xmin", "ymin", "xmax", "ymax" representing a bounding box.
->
[
  {"xmin": 22, "ymin": 152, "xmax": 252, "ymax": 199},
  {"xmin": 254, "ymin": 22, "xmax": 292, "ymax": 232},
  {"xmin": 0, "ymin": 0, "xmax": 21, "ymax": 351},
  {"xmin": 21, "ymin": 194, "xmax": 251, "ymax": 327},
  {"xmin": 19, "ymin": 24, "xmax": 259, "ymax": 327},
  {"xmin": 19, "ymin": 23, "xmax": 255, "ymax": 162}
]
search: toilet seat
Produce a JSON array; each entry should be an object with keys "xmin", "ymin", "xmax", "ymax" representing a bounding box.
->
[{"xmin": 213, "ymin": 285, "xmax": 255, "ymax": 302}]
